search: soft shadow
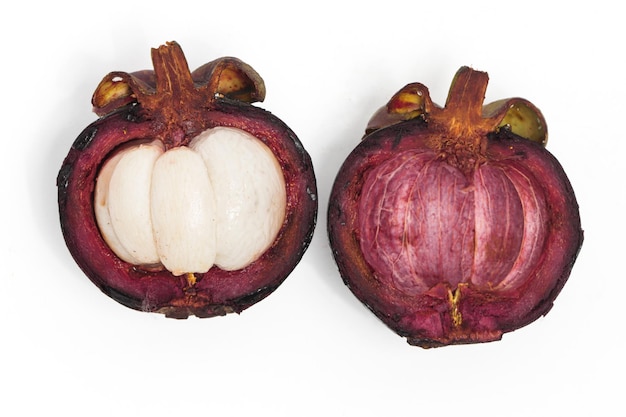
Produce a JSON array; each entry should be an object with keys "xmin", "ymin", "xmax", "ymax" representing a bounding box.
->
[
  {"xmin": 26, "ymin": 49, "xmax": 110, "ymax": 278},
  {"xmin": 301, "ymin": 89, "xmax": 384, "ymax": 309}
]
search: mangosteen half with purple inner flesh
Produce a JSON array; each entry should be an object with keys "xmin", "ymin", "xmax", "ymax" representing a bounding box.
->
[{"xmin": 328, "ymin": 67, "xmax": 583, "ymax": 347}]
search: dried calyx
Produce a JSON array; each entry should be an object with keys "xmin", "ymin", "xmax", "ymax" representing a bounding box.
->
[{"xmin": 92, "ymin": 42, "xmax": 265, "ymax": 117}]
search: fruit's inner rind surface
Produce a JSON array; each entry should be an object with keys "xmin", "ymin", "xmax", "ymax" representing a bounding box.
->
[
  {"xmin": 359, "ymin": 149, "xmax": 547, "ymax": 295},
  {"xmin": 94, "ymin": 126, "xmax": 286, "ymax": 276}
]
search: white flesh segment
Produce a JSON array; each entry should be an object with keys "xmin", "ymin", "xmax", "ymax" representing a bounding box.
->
[
  {"xmin": 190, "ymin": 127, "xmax": 286, "ymax": 271},
  {"xmin": 106, "ymin": 142, "xmax": 163, "ymax": 265},
  {"xmin": 151, "ymin": 147, "xmax": 217, "ymax": 276},
  {"xmin": 94, "ymin": 151, "xmax": 137, "ymax": 264}
]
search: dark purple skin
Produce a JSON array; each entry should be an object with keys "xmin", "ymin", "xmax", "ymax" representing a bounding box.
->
[
  {"xmin": 328, "ymin": 68, "xmax": 583, "ymax": 347},
  {"xmin": 57, "ymin": 42, "xmax": 317, "ymax": 318}
]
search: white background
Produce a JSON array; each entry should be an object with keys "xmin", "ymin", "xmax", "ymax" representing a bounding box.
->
[{"xmin": 2, "ymin": 1, "xmax": 623, "ymax": 415}]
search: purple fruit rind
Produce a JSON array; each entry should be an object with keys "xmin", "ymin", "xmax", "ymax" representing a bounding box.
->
[
  {"xmin": 328, "ymin": 118, "xmax": 582, "ymax": 347},
  {"xmin": 59, "ymin": 100, "xmax": 317, "ymax": 318}
]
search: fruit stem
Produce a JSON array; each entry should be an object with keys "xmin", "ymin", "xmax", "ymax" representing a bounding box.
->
[
  {"xmin": 151, "ymin": 42, "xmax": 195, "ymax": 97},
  {"xmin": 142, "ymin": 42, "xmax": 208, "ymax": 147},
  {"xmin": 440, "ymin": 66, "xmax": 489, "ymax": 138},
  {"xmin": 426, "ymin": 67, "xmax": 495, "ymax": 173}
]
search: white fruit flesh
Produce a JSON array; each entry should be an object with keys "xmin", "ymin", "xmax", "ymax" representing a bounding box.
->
[
  {"xmin": 150, "ymin": 147, "xmax": 218, "ymax": 275},
  {"xmin": 94, "ymin": 127, "xmax": 286, "ymax": 276},
  {"xmin": 189, "ymin": 127, "xmax": 286, "ymax": 270}
]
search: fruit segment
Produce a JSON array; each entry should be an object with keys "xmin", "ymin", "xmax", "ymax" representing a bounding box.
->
[
  {"xmin": 150, "ymin": 147, "xmax": 217, "ymax": 276},
  {"xmin": 190, "ymin": 127, "xmax": 286, "ymax": 271}
]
